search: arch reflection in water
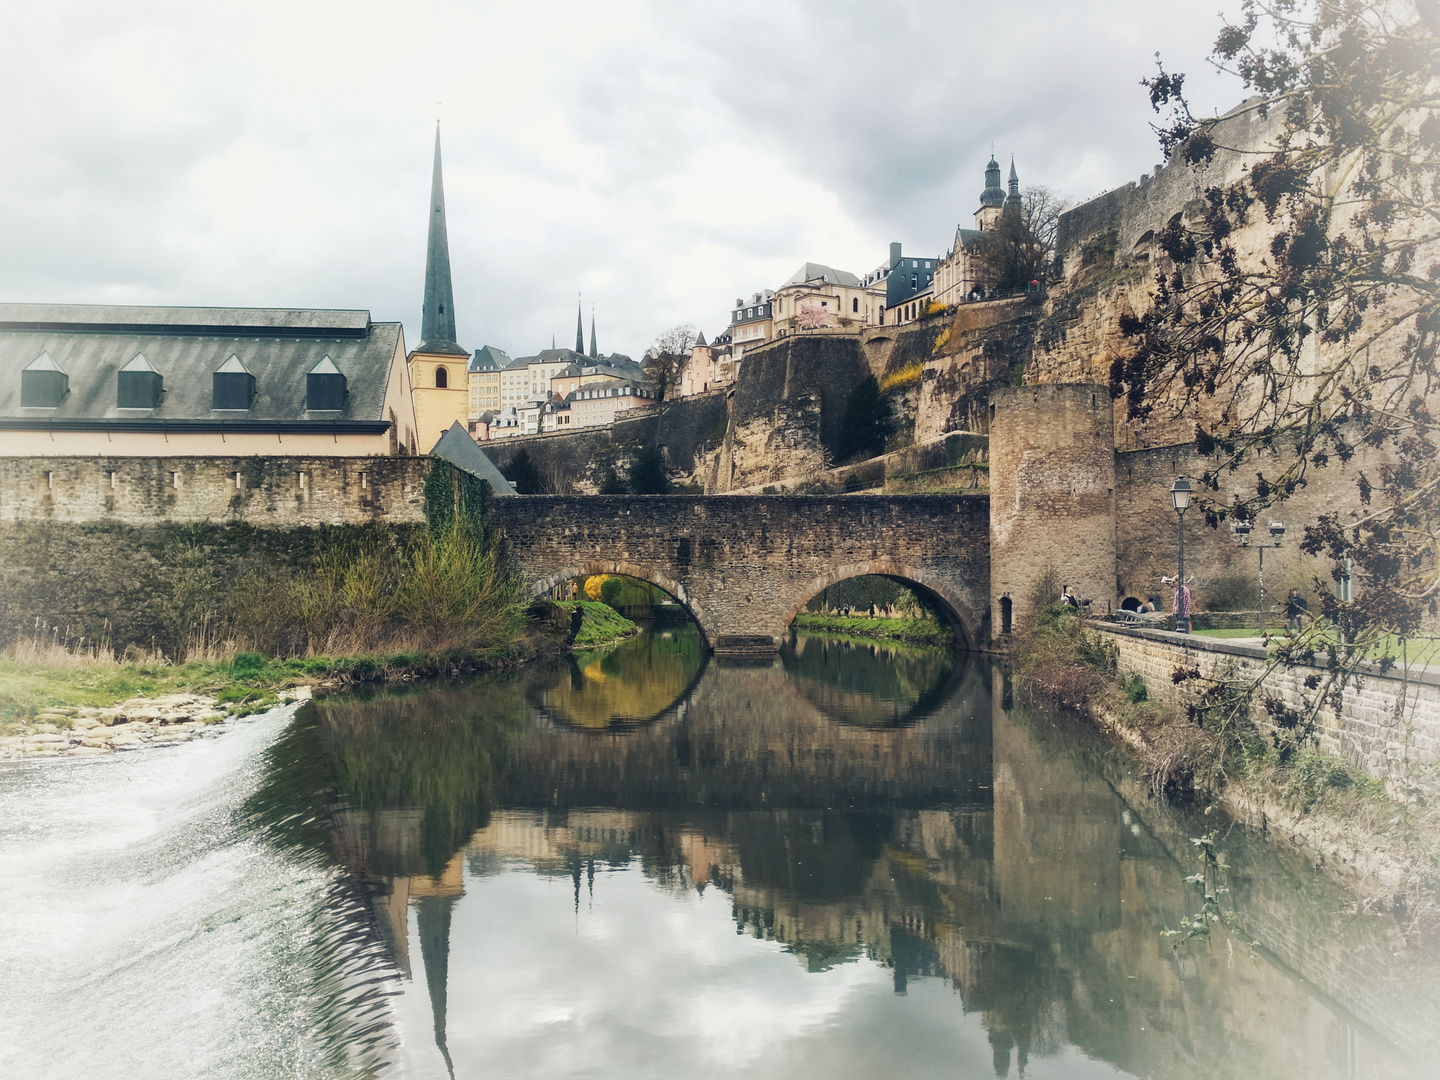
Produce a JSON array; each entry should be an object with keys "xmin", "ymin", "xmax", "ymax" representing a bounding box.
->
[
  {"xmin": 779, "ymin": 632, "xmax": 960, "ymax": 726},
  {"xmin": 255, "ymin": 631, "xmax": 1436, "ymax": 1080},
  {"xmin": 535, "ymin": 625, "xmax": 706, "ymax": 731}
]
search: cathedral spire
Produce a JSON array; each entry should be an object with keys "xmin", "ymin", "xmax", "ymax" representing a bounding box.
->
[
  {"xmin": 1004, "ymin": 156, "xmax": 1023, "ymax": 219},
  {"xmin": 575, "ymin": 296, "xmax": 585, "ymax": 353},
  {"xmin": 589, "ymin": 308, "xmax": 598, "ymax": 359},
  {"xmin": 419, "ymin": 124, "xmax": 465, "ymax": 355}
]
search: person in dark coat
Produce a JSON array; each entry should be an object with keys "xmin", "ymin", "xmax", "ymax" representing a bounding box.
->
[{"xmin": 1285, "ymin": 589, "xmax": 1308, "ymax": 631}]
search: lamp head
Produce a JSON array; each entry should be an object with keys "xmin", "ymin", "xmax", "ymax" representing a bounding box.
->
[
  {"xmin": 1169, "ymin": 475, "xmax": 1193, "ymax": 512},
  {"xmin": 1232, "ymin": 521, "xmax": 1252, "ymax": 545},
  {"xmin": 1268, "ymin": 521, "xmax": 1286, "ymax": 542}
]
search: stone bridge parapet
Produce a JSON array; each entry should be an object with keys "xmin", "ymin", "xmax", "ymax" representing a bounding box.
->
[{"xmin": 487, "ymin": 494, "xmax": 991, "ymax": 653}]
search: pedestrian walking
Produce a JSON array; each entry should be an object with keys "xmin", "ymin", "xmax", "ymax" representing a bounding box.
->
[{"xmin": 1285, "ymin": 589, "xmax": 1308, "ymax": 631}]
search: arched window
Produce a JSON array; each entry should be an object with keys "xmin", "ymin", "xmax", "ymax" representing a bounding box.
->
[
  {"xmin": 435, "ymin": 366, "xmax": 448, "ymax": 389},
  {"xmin": 852, "ymin": 297, "xmax": 859, "ymax": 313}
]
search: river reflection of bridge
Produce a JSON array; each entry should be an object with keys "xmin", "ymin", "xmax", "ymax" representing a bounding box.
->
[{"xmin": 285, "ymin": 634, "xmax": 1432, "ymax": 1080}]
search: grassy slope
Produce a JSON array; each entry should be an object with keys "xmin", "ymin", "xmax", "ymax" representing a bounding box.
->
[
  {"xmin": 793, "ymin": 612, "xmax": 952, "ymax": 644},
  {"xmin": 553, "ymin": 601, "xmax": 639, "ymax": 646}
]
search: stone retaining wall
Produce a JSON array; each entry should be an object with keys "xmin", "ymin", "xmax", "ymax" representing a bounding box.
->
[
  {"xmin": 1095, "ymin": 623, "xmax": 1440, "ymax": 781},
  {"xmin": 0, "ymin": 455, "xmax": 428, "ymax": 527}
]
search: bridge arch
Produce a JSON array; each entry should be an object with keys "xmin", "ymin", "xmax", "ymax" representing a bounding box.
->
[
  {"xmin": 784, "ymin": 559, "xmax": 984, "ymax": 650},
  {"xmin": 526, "ymin": 559, "xmax": 720, "ymax": 650}
]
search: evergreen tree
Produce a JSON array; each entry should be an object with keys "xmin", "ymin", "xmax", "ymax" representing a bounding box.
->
[
  {"xmin": 628, "ymin": 445, "xmax": 669, "ymax": 494},
  {"xmin": 597, "ymin": 464, "xmax": 628, "ymax": 495},
  {"xmin": 506, "ymin": 449, "xmax": 541, "ymax": 495},
  {"xmin": 835, "ymin": 374, "xmax": 894, "ymax": 463}
]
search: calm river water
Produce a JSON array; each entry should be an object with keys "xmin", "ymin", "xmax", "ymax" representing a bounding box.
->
[{"xmin": 2, "ymin": 626, "xmax": 1437, "ymax": 1079}]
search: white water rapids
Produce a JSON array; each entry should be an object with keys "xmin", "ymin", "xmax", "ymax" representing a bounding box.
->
[{"xmin": 0, "ymin": 707, "xmax": 393, "ymax": 1080}]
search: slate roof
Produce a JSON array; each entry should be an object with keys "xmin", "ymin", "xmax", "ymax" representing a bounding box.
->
[
  {"xmin": 470, "ymin": 345, "xmax": 511, "ymax": 372},
  {"xmin": 782, "ymin": 263, "xmax": 862, "ymax": 288},
  {"xmin": 430, "ymin": 422, "xmax": 517, "ymax": 494},
  {"xmin": 0, "ymin": 304, "xmax": 401, "ymax": 430}
]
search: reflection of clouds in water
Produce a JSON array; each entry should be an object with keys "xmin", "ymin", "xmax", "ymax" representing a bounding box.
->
[{"xmin": 391, "ymin": 862, "xmax": 1128, "ymax": 1080}]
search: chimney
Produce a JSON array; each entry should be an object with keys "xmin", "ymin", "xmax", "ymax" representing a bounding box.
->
[{"xmin": 889, "ymin": 242, "xmax": 902, "ymax": 268}]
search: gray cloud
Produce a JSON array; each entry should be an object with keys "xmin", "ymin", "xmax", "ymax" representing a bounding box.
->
[{"xmin": 0, "ymin": 0, "xmax": 1244, "ymax": 361}]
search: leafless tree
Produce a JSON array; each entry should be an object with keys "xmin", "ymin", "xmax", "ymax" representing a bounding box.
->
[{"xmin": 644, "ymin": 324, "xmax": 698, "ymax": 398}]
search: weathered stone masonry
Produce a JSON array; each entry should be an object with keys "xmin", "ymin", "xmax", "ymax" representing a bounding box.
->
[
  {"xmin": 0, "ymin": 455, "xmax": 428, "ymax": 527},
  {"xmin": 487, "ymin": 494, "xmax": 991, "ymax": 653},
  {"xmin": 1098, "ymin": 623, "xmax": 1440, "ymax": 779}
]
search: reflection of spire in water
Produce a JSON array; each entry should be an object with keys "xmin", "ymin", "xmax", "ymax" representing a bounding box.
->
[{"xmin": 417, "ymin": 896, "xmax": 457, "ymax": 1079}]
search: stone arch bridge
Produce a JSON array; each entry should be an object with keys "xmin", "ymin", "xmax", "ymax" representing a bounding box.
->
[{"xmin": 487, "ymin": 494, "xmax": 991, "ymax": 653}]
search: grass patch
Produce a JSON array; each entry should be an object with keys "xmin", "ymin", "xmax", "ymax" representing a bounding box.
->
[
  {"xmin": 555, "ymin": 601, "xmax": 639, "ymax": 646},
  {"xmin": 793, "ymin": 612, "xmax": 952, "ymax": 645}
]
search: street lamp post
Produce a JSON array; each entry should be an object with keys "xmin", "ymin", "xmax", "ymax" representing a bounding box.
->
[
  {"xmin": 1231, "ymin": 520, "xmax": 1285, "ymax": 632},
  {"xmin": 1170, "ymin": 477, "xmax": 1192, "ymax": 633}
]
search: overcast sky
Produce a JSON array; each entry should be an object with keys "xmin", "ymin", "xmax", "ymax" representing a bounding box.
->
[{"xmin": 0, "ymin": 0, "xmax": 1243, "ymax": 360}]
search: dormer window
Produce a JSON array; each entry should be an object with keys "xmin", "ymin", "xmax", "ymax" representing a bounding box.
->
[
  {"xmin": 212, "ymin": 355, "xmax": 255, "ymax": 410},
  {"xmin": 307, "ymin": 356, "xmax": 346, "ymax": 410},
  {"xmin": 117, "ymin": 353, "xmax": 162, "ymax": 410},
  {"xmin": 21, "ymin": 352, "xmax": 68, "ymax": 408}
]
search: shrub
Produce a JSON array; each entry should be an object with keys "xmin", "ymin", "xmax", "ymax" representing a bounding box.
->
[
  {"xmin": 1205, "ymin": 568, "xmax": 1258, "ymax": 612},
  {"xmin": 394, "ymin": 522, "xmax": 526, "ymax": 652},
  {"xmin": 1120, "ymin": 672, "xmax": 1149, "ymax": 703},
  {"xmin": 879, "ymin": 362, "xmax": 923, "ymax": 395},
  {"xmin": 599, "ymin": 576, "xmax": 624, "ymax": 606},
  {"xmin": 1281, "ymin": 747, "xmax": 1384, "ymax": 811}
]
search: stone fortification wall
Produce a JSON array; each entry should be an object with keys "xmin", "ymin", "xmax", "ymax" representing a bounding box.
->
[
  {"xmin": 714, "ymin": 334, "xmax": 871, "ymax": 491},
  {"xmin": 914, "ymin": 299, "xmax": 1037, "ymax": 442},
  {"xmin": 490, "ymin": 392, "xmax": 728, "ymax": 494},
  {"xmin": 1031, "ymin": 103, "xmax": 1288, "ymax": 446},
  {"xmin": 0, "ymin": 455, "xmax": 427, "ymax": 527},
  {"xmin": 1112, "ymin": 436, "xmax": 1396, "ymax": 616},
  {"xmin": 488, "ymin": 493, "xmax": 991, "ymax": 651},
  {"xmin": 1097, "ymin": 623, "xmax": 1440, "ymax": 782},
  {"xmin": 0, "ymin": 520, "xmax": 418, "ymax": 651},
  {"xmin": 989, "ymin": 385, "xmax": 1116, "ymax": 636}
]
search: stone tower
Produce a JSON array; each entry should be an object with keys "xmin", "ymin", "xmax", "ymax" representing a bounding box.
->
[
  {"xmin": 976, "ymin": 155, "xmax": 1005, "ymax": 231},
  {"xmin": 989, "ymin": 384, "xmax": 1116, "ymax": 637}
]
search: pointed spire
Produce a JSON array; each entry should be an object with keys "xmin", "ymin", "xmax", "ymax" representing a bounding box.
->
[
  {"xmin": 588, "ymin": 307, "xmax": 598, "ymax": 359},
  {"xmin": 419, "ymin": 124, "xmax": 466, "ymax": 355},
  {"xmin": 1004, "ymin": 156, "xmax": 1023, "ymax": 218},
  {"xmin": 417, "ymin": 896, "xmax": 456, "ymax": 1079},
  {"xmin": 575, "ymin": 296, "xmax": 585, "ymax": 353}
]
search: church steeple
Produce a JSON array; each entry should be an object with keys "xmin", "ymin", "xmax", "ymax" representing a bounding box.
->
[
  {"xmin": 419, "ymin": 124, "xmax": 466, "ymax": 355},
  {"xmin": 1004, "ymin": 157, "xmax": 1022, "ymax": 219},
  {"xmin": 588, "ymin": 309, "xmax": 598, "ymax": 359},
  {"xmin": 976, "ymin": 151, "xmax": 1007, "ymax": 231},
  {"xmin": 575, "ymin": 297, "xmax": 585, "ymax": 353}
]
